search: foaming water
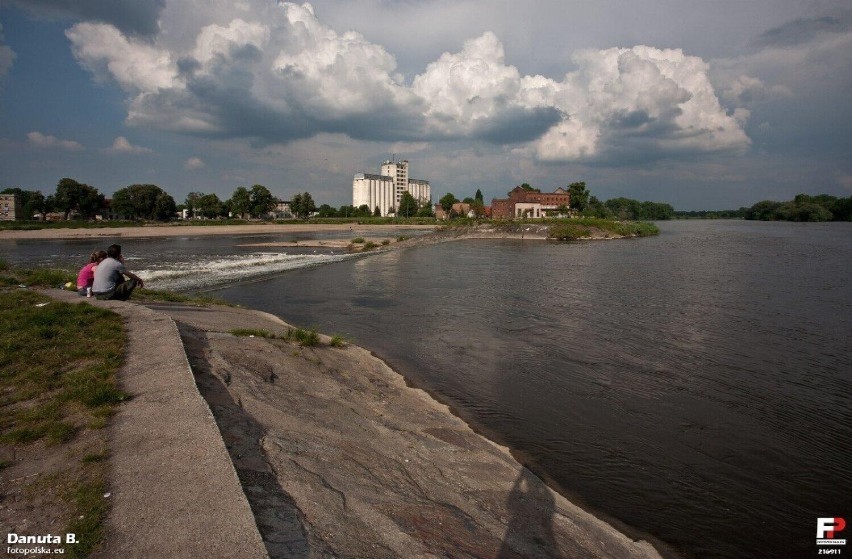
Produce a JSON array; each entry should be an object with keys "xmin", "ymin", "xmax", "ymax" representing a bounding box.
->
[
  {"xmin": 217, "ymin": 220, "xmax": 852, "ymax": 558},
  {"xmin": 0, "ymin": 232, "xmax": 364, "ymax": 291},
  {"xmin": 135, "ymin": 252, "xmax": 355, "ymax": 291}
]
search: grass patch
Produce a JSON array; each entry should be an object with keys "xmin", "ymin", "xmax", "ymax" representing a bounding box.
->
[
  {"xmin": 362, "ymin": 241, "xmax": 378, "ymax": 251},
  {"xmin": 351, "ymin": 237, "xmax": 365, "ymax": 244},
  {"xmin": 0, "ymin": 291, "xmax": 127, "ymax": 446},
  {"xmin": 548, "ymin": 218, "xmax": 659, "ymax": 240},
  {"xmin": 284, "ymin": 327, "xmax": 321, "ymax": 347},
  {"xmin": 63, "ymin": 473, "xmax": 109, "ymax": 558},
  {"xmin": 0, "ymin": 266, "xmax": 75, "ymax": 288},
  {"xmin": 548, "ymin": 223, "xmax": 592, "ymax": 240},
  {"xmin": 131, "ymin": 288, "xmax": 233, "ymax": 306},
  {"xmin": 329, "ymin": 335, "xmax": 347, "ymax": 348},
  {"xmin": 0, "ymin": 288, "xmax": 126, "ymax": 558},
  {"xmin": 230, "ymin": 328, "xmax": 276, "ymax": 338},
  {"xmin": 231, "ymin": 326, "xmax": 325, "ymax": 347}
]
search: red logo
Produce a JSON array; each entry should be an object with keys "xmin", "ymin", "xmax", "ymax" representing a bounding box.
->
[{"xmin": 817, "ymin": 518, "xmax": 847, "ymax": 546}]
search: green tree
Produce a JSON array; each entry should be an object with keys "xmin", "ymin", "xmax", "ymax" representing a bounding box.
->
[
  {"xmin": 417, "ymin": 200, "xmax": 435, "ymax": 217},
  {"xmin": 249, "ymin": 184, "xmax": 276, "ymax": 218},
  {"xmin": 567, "ymin": 181, "xmax": 590, "ymax": 212},
  {"xmin": 153, "ymin": 192, "xmax": 177, "ymax": 221},
  {"xmin": 398, "ymin": 191, "xmax": 418, "ymax": 217},
  {"xmin": 439, "ymin": 193, "xmax": 458, "ymax": 215},
  {"xmin": 291, "ymin": 194, "xmax": 303, "ymax": 218},
  {"xmin": 300, "ymin": 192, "xmax": 316, "ymax": 217},
  {"xmin": 25, "ymin": 191, "xmax": 47, "ymax": 219},
  {"xmin": 582, "ymin": 196, "xmax": 611, "ymax": 219},
  {"xmin": 53, "ymin": 178, "xmax": 104, "ymax": 219},
  {"xmin": 228, "ymin": 186, "xmax": 251, "ymax": 219},
  {"xmin": 357, "ymin": 204, "xmax": 371, "ymax": 217},
  {"xmin": 317, "ymin": 204, "xmax": 337, "ymax": 217},
  {"xmin": 471, "ymin": 199, "xmax": 486, "ymax": 218},
  {"xmin": 474, "ymin": 189, "xmax": 484, "ymax": 204},
  {"xmin": 744, "ymin": 200, "xmax": 784, "ymax": 221},
  {"xmin": 373, "ymin": 206, "xmax": 381, "ymax": 217},
  {"xmin": 185, "ymin": 192, "xmax": 204, "ymax": 218},
  {"xmin": 112, "ymin": 184, "xmax": 168, "ymax": 220},
  {"xmin": 196, "ymin": 193, "xmax": 225, "ymax": 218},
  {"xmin": 290, "ymin": 192, "xmax": 316, "ymax": 218}
]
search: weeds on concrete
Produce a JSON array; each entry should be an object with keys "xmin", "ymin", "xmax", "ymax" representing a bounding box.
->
[
  {"xmin": 284, "ymin": 327, "xmax": 320, "ymax": 347},
  {"xmin": 230, "ymin": 327, "xmax": 325, "ymax": 347}
]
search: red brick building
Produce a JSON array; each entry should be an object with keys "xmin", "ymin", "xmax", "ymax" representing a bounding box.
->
[{"xmin": 491, "ymin": 186, "xmax": 571, "ymax": 219}]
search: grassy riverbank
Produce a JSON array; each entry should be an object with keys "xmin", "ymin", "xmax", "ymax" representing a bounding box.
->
[
  {"xmin": 0, "ymin": 264, "xmax": 127, "ymax": 557},
  {"xmin": 442, "ymin": 218, "xmax": 659, "ymax": 240},
  {"xmin": 547, "ymin": 217, "xmax": 659, "ymax": 240}
]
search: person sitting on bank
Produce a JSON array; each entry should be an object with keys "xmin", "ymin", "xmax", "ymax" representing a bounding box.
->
[
  {"xmin": 92, "ymin": 244, "xmax": 144, "ymax": 301},
  {"xmin": 76, "ymin": 249, "xmax": 107, "ymax": 297}
]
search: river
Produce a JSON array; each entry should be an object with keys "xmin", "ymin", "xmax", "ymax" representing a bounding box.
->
[{"xmin": 2, "ymin": 220, "xmax": 850, "ymax": 557}]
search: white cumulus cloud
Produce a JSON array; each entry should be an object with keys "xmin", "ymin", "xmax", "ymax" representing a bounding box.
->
[
  {"xmin": 27, "ymin": 131, "xmax": 84, "ymax": 151},
  {"xmin": 184, "ymin": 156, "xmax": 205, "ymax": 170},
  {"xmin": 66, "ymin": 22, "xmax": 178, "ymax": 93},
  {"xmin": 62, "ymin": 0, "xmax": 751, "ymax": 163},
  {"xmin": 106, "ymin": 136, "xmax": 152, "ymax": 154}
]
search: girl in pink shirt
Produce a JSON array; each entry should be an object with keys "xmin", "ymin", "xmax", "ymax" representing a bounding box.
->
[{"xmin": 77, "ymin": 250, "xmax": 107, "ymax": 296}]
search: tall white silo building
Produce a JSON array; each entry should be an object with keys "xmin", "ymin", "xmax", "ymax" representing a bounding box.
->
[{"xmin": 353, "ymin": 159, "xmax": 431, "ymax": 216}]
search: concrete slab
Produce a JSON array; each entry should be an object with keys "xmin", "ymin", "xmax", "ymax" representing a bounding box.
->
[{"xmin": 41, "ymin": 289, "xmax": 268, "ymax": 559}]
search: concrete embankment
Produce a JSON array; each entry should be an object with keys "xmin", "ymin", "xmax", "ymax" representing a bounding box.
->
[{"xmin": 43, "ymin": 290, "xmax": 664, "ymax": 558}]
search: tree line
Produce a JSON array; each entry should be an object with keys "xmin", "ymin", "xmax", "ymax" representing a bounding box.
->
[
  {"xmin": 0, "ymin": 179, "xmax": 320, "ymax": 221},
  {"xmin": 743, "ymin": 194, "xmax": 852, "ymax": 222},
  {"xmin": 672, "ymin": 194, "xmax": 852, "ymax": 222}
]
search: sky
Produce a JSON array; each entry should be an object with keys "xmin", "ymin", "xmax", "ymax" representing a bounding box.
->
[{"xmin": 0, "ymin": 0, "xmax": 850, "ymax": 210}]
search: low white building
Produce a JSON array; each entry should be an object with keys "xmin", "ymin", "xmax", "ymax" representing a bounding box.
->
[{"xmin": 353, "ymin": 160, "xmax": 430, "ymax": 216}]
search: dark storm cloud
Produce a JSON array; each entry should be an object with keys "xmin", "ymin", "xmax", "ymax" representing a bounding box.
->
[
  {"xmin": 753, "ymin": 12, "xmax": 852, "ymax": 48},
  {"xmin": 474, "ymin": 106, "xmax": 563, "ymax": 144},
  {"xmin": 3, "ymin": 0, "xmax": 165, "ymax": 36}
]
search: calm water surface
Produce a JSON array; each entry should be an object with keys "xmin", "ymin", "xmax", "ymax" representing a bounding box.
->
[{"xmin": 216, "ymin": 220, "xmax": 851, "ymax": 558}]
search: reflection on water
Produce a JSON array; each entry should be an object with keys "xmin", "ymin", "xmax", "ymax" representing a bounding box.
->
[{"xmin": 217, "ymin": 221, "xmax": 852, "ymax": 558}]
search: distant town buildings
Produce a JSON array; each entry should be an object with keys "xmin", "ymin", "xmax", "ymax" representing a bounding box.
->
[
  {"xmin": 353, "ymin": 159, "xmax": 430, "ymax": 216},
  {"xmin": 0, "ymin": 194, "xmax": 21, "ymax": 220},
  {"xmin": 491, "ymin": 186, "xmax": 571, "ymax": 219}
]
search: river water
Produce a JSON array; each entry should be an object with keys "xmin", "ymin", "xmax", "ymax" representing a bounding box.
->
[{"xmin": 2, "ymin": 220, "xmax": 849, "ymax": 557}]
